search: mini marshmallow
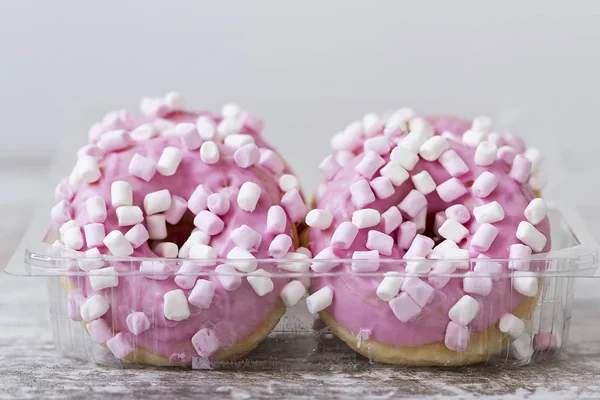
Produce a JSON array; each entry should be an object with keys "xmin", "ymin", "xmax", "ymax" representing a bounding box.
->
[
  {"xmin": 355, "ymin": 151, "xmax": 385, "ymax": 179},
  {"xmin": 473, "ymin": 201, "xmax": 505, "ymax": 224},
  {"xmin": 381, "ymin": 206, "xmax": 403, "ymax": 234},
  {"xmin": 215, "ymin": 264, "xmax": 243, "ymax": 291},
  {"xmin": 369, "ymin": 177, "xmax": 394, "ymax": 200},
  {"xmin": 174, "ymin": 261, "xmax": 201, "ymax": 288},
  {"xmin": 503, "ymin": 132, "xmax": 526, "ymax": 153},
  {"xmin": 419, "ymin": 136, "xmax": 449, "ymax": 161},
  {"xmin": 128, "ymin": 153, "xmax": 156, "ymax": 182},
  {"xmin": 352, "ymin": 209, "xmax": 381, "ymax": 229},
  {"xmin": 279, "ymin": 174, "xmax": 300, "ymax": 193},
  {"xmin": 87, "ymin": 319, "xmax": 112, "ymax": 344},
  {"xmin": 438, "ymin": 219, "xmax": 469, "ymax": 243},
  {"xmin": 296, "ymin": 247, "xmax": 312, "ymax": 257},
  {"xmin": 473, "ymin": 255, "xmax": 503, "ymax": 277},
  {"xmin": 516, "ymin": 221, "xmax": 547, "ymax": 252},
  {"xmin": 217, "ymin": 117, "xmax": 242, "ymax": 138},
  {"xmin": 175, "ymin": 123, "xmax": 202, "ymax": 150},
  {"xmin": 139, "ymin": 260, "xmax": 169, "ymax": 280},
  {"xmin": 164, "ymin": 91, "xmax": 184, "ymax": 111},
  {"xmin": 306, "ymin": 286, "xmax": 333, "ymax": 314},
  {"xmin": 397, "ymin": 221, "xmax": 417, "ymax": 249},
  {"xmin": 179, "ymin": 230, "xmax": 211, "ymax": 257},
  {"xmin": 398, "ymin": 189, "xmax": 427, "ymax": 219},
  {"xmin": 281, "ymin": 189, "xmax": 306, "ymax": 222},
  {"xmin": 60, "ymin": 220, "xmax": 79, "ymax": 236},
  {"xmin": 191, "ymin": 328, "xmax": 220, "ymax": 358},
  {"xmin": 384, "ymin": 107, "xmax": 415, "ymax": 133},
  {"xmin": 280, "ymin": 280, "xmax": 306, "ymax": 307},
  {"xmin": 125, "ymin": 223, "xmax": 149, "ymax": 249},
  {"xmin": 83, "ymin": 223, "xmax": 105, "ymax": 248},
  {"xmin": 350, "ymin": 179, "xmax": 376, "ymax": 207},
  {"xmin": 51, "ymin": 200, "xmax": 71, "ymax": 224},
  {"xmin": 401, "ymin": 277, "xmax": 435, "ymax": 307},
  {"xmin": 199, "ymin": 141, "xmax": 220, "ymax": 164},
  {"xmin": 227, "ymin": 246, "xmax": 257, "ymax": 272},
  {"xmin": 188, "ymin": 279, "xmax": 216, "ymax": 309},
  {"xmin": 529, "ymin": 170, "xmax": 547, "ymax": 191},
  {"xmin": 230, "ymin": 224, "xmax": 262, "ymax": 252},
  {"xmin": 344, "ymin": 120, "xmax": 363, "ymax": 139},
  {"xmin": 268, "ymin": 234, "xmax": 293, "ymax": 258},
  {"xmin": 88, "ymin": 122, "xmax": 104, "ymax": 143},
  {"xmin": 474, "ymin": 141, "xmax": 497, "ymax": 166},
  {"xmin": 154, "ymin": 242, "xmax": 179, "ymax": 258},
  {"xmin": 445, "ymin": 204, "xmax": 471, "ymax": 224},
  {"xmin": 165, "ymin": 195, "xmax": 187, "ymax": 224},
  {"xmin": 247, "ymin": 269, "xmax": 275, "ymax": 297},
  {"xmin": 305, "ymin": 209, "xmax": 333, "ymax": 230},
  {"xmin": 97, "ymin": 130, "xmax": 131, "ymax": 152},
  {"xmin": 89, "ymin": 267, "xmax": 119, "ymax": 291},
  {"xmin": 126, "ymin": 312, "xmax": 151, "ymax": 335},
  {"xmin": 259, "ymin": 148, "xmax": 285, "ymax": 175},
  {"xmin": 116, "ymin": 206, "xmax": 143, "ymax": 226},
  {"xmin": 278, "ymin": 252, "xmax": 311, "ymax": 273},
  {"xmin": 510, "ymin": 154, "xmax": 532, "ymax": 183},
  {"xmin": 445, "ymin": 321, "xmax": 470, "ymax": 352},
  {"xmin": 196, "ymin": 116, "xmax": 217, "ymax": 140},
  {"xmin": 414, "ymin": 209, "xmax": 427, "ymax": 234},
  {"xmin": 497, "ymin": 145, "xmax": 517, "ymax": 164},
  {"xmin": 78, "ymin": 248, "xmax": 104, "ymax": 271},
  {"xmin": 379, "ymin": 162, "xmax": 410, "ymax": 186},
  {"xmin": 130, "ymin": 123, "xmax": 159, "ymax": 141},
  {"xmin": 163, "ymin": 289, "xmax": 191, "ymax": 321},
  {"xmin": 428, "ymin": 261, "xmax": 456, "ymax": 289},
  {"xmin": 389, "ymin": 292, "xmax": 422, "ymax": 322},
  {"xmin": 75, "ymin": 155, "xmax": 102, "ymax": 183},
  {"xmin": 80, "ymin": 295, "xmax": 109, "ymax": 322},
  {"xmin": 63, "ymin": 227, "xmax": 84, "ymax": 250},
  {"xmin": 461, "ymin": 129, "xmax": 486, "ymax": 148},
  {"xmin": 55, "ymin": 180, "xmax": 75, "ymax": 202},
  {"xmin": 111, "ymin": 181, "xmax": 133, "ymax": 207},
  {"xmin": 524, "ymin": 148, "xmax": 543, "ymax": 172},
  {"xmin": 144, "ymin": 189, "xmax": 172, "ymax": 215},
  {"xmin": 188, "ymin": 184, "xmax": 212, "ymax": 214},
  {"xmin": 266, "ymin": 205, "xmax": 287, "ymax": 234},
  {"xmin": 448, "ymin": 295, "xmax": 480, "ymax": 325},
  {"xmin": 224, "ymin": 133, "xmax": 255, "ymax": 149},
  {"xmin": 188, "ymin": 244, "xmax": 217, "ymax": 266},
  {"xmin": 106, "ymin": 333, "xmax": 133, "ymax": 360},
  {"xmin": 376, "ymin": 272, "xmax": 405, "ymax": 301},
  {"xmin": 405, "ymin": 257, "xmax": 433, "ymax": 274},
  {"xmin": 499, "ymin": 313, "xmax": 525, "ymax": 339},
  {"xmin": 310, "ymin": 247, "xmax": 339, "ymax": 272},
  {"xmin": 146, "ymin": 214, "xmax": 167, "ymax": 240},
  {"xmin": 472, "ymin": 171, "xmax": 498, "ymax": 198},
  {"xmin": 103, "ymin": 230, "xmax": 134, "ymax": 256},
  {"xmin": 390, "ymin": 146, "xmax": 419, "ymax": 171},
  {"xmin": 404, "ymin": 235, "xmax": 433, "ymax": 259},
  {"xmin": 318, "ymin": 155, "xmax": 341, "ymax": 180},
  {"xmin": 439, "ymin": 150, "xmax": 469, "ymax": 177},
  {"xmin": 463, "ymin": 271, "xmax": 492, "ymax": 296},
  {"xmin": 400, "ymin": 125, "xmax": 434, "ymax": 153},
  {"xmin": 194, "ymin": 210, "xmax": 224, "ymax": 236},
  {"xmin": 509, "ymin": 243, "xmax": 532, "ymax": 270},
  {"xmin": 335, "ymin": 150, "xmax": 354, "ymax": 167},
  {"xmin": 411, "ymin": 170, "xmax": 436, "ymax": 195},
  {"xmin": 513, "ymin": 271, "xmax": 539, "ymax": 297},
  {"xmin": 433, "ymin": 211, "xmax": 446, "ymax": 236},
  {"xmin": 351, "ymin": 250, "xmax": 380, "ymax": 272},
  {"xmin": 525, "ymin": 198, "xmax": 547, "ymax": 225},
  {"xmin": 472, "ymin": 116, "xmax": 492, "ymax": 133},
  {"xmin": 234, "ymin": 143, "xmax": 260, "ymax": 168},
  {"xmin": 471, "ymin": 223, "xmax": 499, "ymax": 252},
  {"xmin": 157, "ymin": 147, "xmax": 182, "ymax": 176},
  {"xmin": 428, "ymin": 239, "xmax": 459, "ymax": 259},
  {"xmin": 362, "ymin": 113, "xmax": 383, "ymax": 136},
  {"xmin": 331, "ymin": 222, "xmax": 359, "ymax": 249},
  {"xmin": 77, "ymin": 144, "xmax": 104, "ymax": 160},
  {"xmin": 238, "ymin": 182, "xmax": 262, "ymax": 212},
  {"xmin": 330, "ymin": 132, "xmax": 352, "ymax": 152},
  {"xmin": 366, "ymin": 230, "xmax": 394, "ymax": 256},
  {"xmin": 511, "ymin": 333, "xmax": 533, "ymax": 360},
  {"xmin": 436, "ymin": 177, "xmax": 467, "ymax": 202},
  {"xmin": 364, "ymin": 135, "xmax": 390, "ymax": 154}
]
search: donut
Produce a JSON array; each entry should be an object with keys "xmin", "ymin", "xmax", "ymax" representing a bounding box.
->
[
  {"xmin": 306, "ymin": 110, "xmax": 550, "ymax": 366},
  {"xmin": 50, "ymin": 92, "xmax": 309, "ymax": 365}
]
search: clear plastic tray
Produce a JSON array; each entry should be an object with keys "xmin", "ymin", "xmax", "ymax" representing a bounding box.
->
[{"xmin": 5, "ymin": 204, "xmax": 598, "ymax": 369}]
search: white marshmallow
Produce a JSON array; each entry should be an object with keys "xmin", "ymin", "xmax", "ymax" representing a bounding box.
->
[
  {"xmin": 511, "ymin": 333, "xmax": 533, "ymax": 360},
  {"xmin": 472, "ymin": 116, "xmax": 492, "ymax": 133},
  {"xmin": 63, "ymin": 228, "xmax": 84, "ymax": 250},
  {"xmin": 221, "ymin": 102, "xmax": 241, "ymax": 118},
  {"xmin": 279, "ymin": 174, "xmax": 300, "ymax": 192},
  {"xmin": 474, "ymin": 141, "xmax": 497, "ymax": 166},
  {"xmin": 405, "ymin": 257, "xmax": 432, "ymax": 274},
  {"xmin": 512, "ymin": 271, "xmax": 539, "ymax": 297},
  {"xmin": 130, "ymin": 123, "xmax": 158, "ymax": 141},
  {"xmin": 78, "ymin": 248, "xmax": 104, "ymax": 271},
  {"xmin": 390, "ymin": 146, "xmax": 419, "ymax": 171},
  {"xmin": 352, "ymin": 209, "xmax": 381, "ymax": 229},
  {"xmin": 429, "ymin": 239, "xmax": 459, "ymax": 259},
  {"xmin": 524, "ymin": 148, "xmax": 543, "ymax": 171},
  {"xmin": 516, "ymin": 221, "xmax": 547, "ymax": 252},
  {"xmin": 384, "ymin": 107, "xmax": 415, "ymax": 132},
  {"xmin": 529, "ymin": 170, "xmax": 547, "ymax": 191},
  {"xmin": 376, "ymin": 272, "xmax": 405, "ymax": 301},
  {"xmin": 448, "ymin": 295, "xmax": 480, "ymax": 326},
  {"xmin": 473, "ymin": 201, "xmax": 505, "ymax": 224},
  {"xmin": 310, "ymin": 247, "xmax": 339, "ymax": 273},
  {"xmin": 86, "ymin": 196, "xmax": 107, "ymax": 223},
  {"xmin": 278, "ymin": 252, "xmax": 311, "ymax": 273},
  {"xmin": 139, "ymin": 261, "xmax": 169, "ymax": 280},
  {"xmin": 215, "ymin": 264, "xmax": 242, "ymax": 291},
  {"xmin": 60, "ymin": 220, "xmax": 79, "ymax": 236},
  {"xmin": 224, "ymin": 133, "xmax": 254, "ymax": 149},
  {"xmin": 156, "ymin": 147, "xmax": 182, "ymax": 176},
  {"xmin": 115, "ymin": 206, "xmax": 143, "ymax": 226},
  {"xmin": 499, "ymin": 313, "xmax": 525, "ymax": 339},
  {"xmin": 411, "ymin": 170, "xmax": 437, "ymax": 194},
  {"xmin": 400, "ymin": 121, "xmax": 434, "ymax": 152},
  {"xmin": 305, "ymin": 209, "xmax": 333, "ymax": 230},
  {"xmin": 111, "ymin": 181, "xmax": 133, "ymax": 207},
  {"xmin": 419, "ymin": 136, "xmax": 449, "ymax": 161},
  {"xmin": 196, "ymin": 116, "xmax": 217, "ymax": 140},
  {"xmin": 188, "ymin": 244, "xmax": 217, "ymax": 266},
  {"xmin": 438, "ymin": 219, "xmax": 469, "ymax": 243},
  {"xmin": 306, "ymin": 286, "xmax": 334, "ymax": 314},
  {"xmin": 188, "ymin": 279, "xmax": 215, "ymax": 309},
  {"xmin": 247, "ymin": 269, "xmax": 275, "ymax": 297},
  {"xmin": 75, "ymin": 155, "xmax": 102, "ymax": 183},
  {"xmin": 266, "ymin": 205, "xmax": 287, "ymax": 234},
  {"xmin": 89, "ymin": 267, "xmax": 119, "ymax": 291},
  {"xmin": 462, "ymin": 129, "xmax": 486, "ymax": 147},
  {"xmin": 103, "ymin": 230, "xmax": 134, "ymax": 257},
  {"xmin": 165, "ymin": 91, "xmax": 184, "ymax": 111},
  {"xmin": 144, "ymin": 189, "xmax": 172, "ymax": 215},
  {"xmin": 280, "ymin": 280, "xmax": 307, "ymax": 307},
  {"xmin": 200, "ymin": 141, "xmax": 220, "ymax": 164},
  {"xmin": 227, "ymin": 246, "xmax": 257, "ymax": 272},
  {"xmin": 362, "ymin": 113, "xmax": 383, "ymax": 136},
  {"xmin": 178, "ymin": 231, "xmax": 211, "ymax": 258},
  {"xmin": 237, "ymin": 182, "xmax": 261, "ymax": 212},
  {"xmin": 80, "ymin": 295, "xmax": 110, "ymax": 322},
  {"xmin": 153, "ymin": 242, "xmax": 179, "ymax": 258},
  {"xmin": 163, "ymin": 289, "xmax": 191, "ymax": 321},
  {"xmin": 524, "ymin": 198, "xmax": 547, "ymax": 225},
  {"xmin": 379, "ymin": 162, "xmax": 410, "ymax": 186},
  {"xmin": 217, "ymin": 117, "xmax": 242, "ymax": 138}
]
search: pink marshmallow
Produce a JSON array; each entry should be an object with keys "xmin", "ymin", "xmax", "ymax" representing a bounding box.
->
[
  {"xmin": 84, "ymin": 223, "xmax": 106, "ymax": 247},
  {"xmin": 281, "ymin": 189, "xmax": 307, "ymax": 222},
  {"xmin": 445, "ymin": 204, "xmax": 471, "ymax": 224},
  {"xmin": 436, "ymin": 177, "xmax": 467, "ymax": 202},
  {"xmin": 266, "ymin": 205, "xmax": 287, "ymax": 234},
  {"xmin": 389, "ymin": 293, "xmax": 422, "ymax": 322},
  {"xmin": 398, "ymin": 190, "xmax": 427, "ymax": 218},
  {"xmin": 510, "ymin": 155, "xmax": 532, "ymax": 183},
  {"xmin": 177, "ymin": 123, "xmax": 203, "ymax": 150},
  {"xmin": 354, "ymin": 151, "xmax": 385, "ymax": 179},
  {"xmin": 164, "ymin": 195, "xmax": 188, "ymax": 225},
  {"xmin": 194, "ymin": 210, "xmax": 225, "ymax": 235},
  {"xmin": 417, "ymin": 234, "xmax": 435, "ymax": 248},
  {"xmin": 319, "ymin": 154, "xmax": 341, "ymax": 180},
  {"xmin": 445, "ymin": 321, "xmax": 470, "ymax": 352},
  {"xmin": 370, "ymin": 176, "xmax": 395, "ymax": 199},
  {"xmin": 363, "ymin": 135, "xmax": 390, "ymax": 154},
  {"xmin": 397, "ymin": 221, "xmax": 417, "ymax": 249},
  {"xmin": 77, "ymin": 144, "xmax": 105, "ymax": 160},
  {"xmin": 471, "ymin": 223, "xmax": 499, "ymax": 252},
  {"xmin": 206, "ymin": 193, "xmax": 230, "ymax": 216},
  {"xmin": 128, "ymin": 153, "xmax": 157, "ymax": 182},
  {"xmin": 106, "ymin": 332, "xmax": 133, "ymax": 360},
  {"xmin": 268, "ymin": 234, "xmax": 293, "ymax": 257},
  {"xmin": 472, "ymin": 171, "xmax": 498, "ymax": 198},
  {"xmin": 67, "ymin": 291, "xmax": 85, "ymax": 321},
  {"xmin": 331, "ymin": 221, "xmax": 359, "ymax": 249},
  {"xmin": 87, "ymin": 319, "xmax": 113, "ymax": 344},
  {"xmin": 366, "ymin": 230, "xmax": 394, "ymax": 256},
  {"xmin": 350, "ymin": 179, "xmax": 376, "ymax": 208},
  {"xmin": 54, "ymin": 179, "xmax": 75, "ymax": 201},
  {"xmin": 404, "ymin": 235, "xmax": 433, "ymax": 259},
  {"xmin": 126, "ymin": 311, "xmax": 151, "ymax": 335},
  {"xmin": 192, "ymin": 328, "xmax": 220, "ymax": 357},
  {"xmin": 463, "ymin": 271, "xmax": 493, "ymax": 296},
  {"xmin": 125, "ymin": 223, "xmax": 149, "ymax": 249},
  {"xmin": 97, "ymin": 130, "xmax": 131, "ymax": 152},
  {"xmin": 428, "ymin": 261, "xmax": 456, "ymax": 289},
  {"xmin": 509, "ymin": 243, "xmax": 532, "ymax": 270},
  {"xmin": 188, "ymin": 184, "xmax": 213, "ymax": 215},
  {"xmin": 86, "ymin": 196, "xmax": 107, "ymax": 223},
  {"xmin": 51, "ymin": 200, "xmax": 72, "ymax": 224},
  {"xmin": 234, "ymin": 143, "xmax": 260, "ymax": 168},
  {"xmin": 230, "ymin": 224, "xmax": 262, "ymax": 252},
  {"xmin": 239, "ymin": 111, "xmax": 264, "ymax": 134},
  {"xmin": 258, "ymin": 149, "xmax": 285, "ymax": 175},
  {"xmin": 381, "ymin": 206, "xmax": 403, "ymax": 234},
  {"xmin": 439, "ymin": 150, "xmax": 469, "ymax": 177},
  {"xmin": 497, "ymin": 145, "xmax": 517, "ymax": 164},
  {"xmin": 401, "ymin": 277, "xmax": 435, "ymax": 307}
]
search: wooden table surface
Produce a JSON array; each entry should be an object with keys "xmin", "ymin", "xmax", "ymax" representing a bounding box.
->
[{"xmin": 2, "ymin": 162, "xmax": 600, "ymax": 400}]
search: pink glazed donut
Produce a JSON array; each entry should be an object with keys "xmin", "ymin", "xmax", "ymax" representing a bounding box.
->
[
  {"xmin": 50, "ymin": 92, "xmax": 309, "ymax": 365},
  {"xmin": 306, "ymin": 110, "xmax": 550, "ymax": 366}
]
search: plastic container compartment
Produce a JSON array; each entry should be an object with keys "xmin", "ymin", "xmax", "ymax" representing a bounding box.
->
[{"xmin": 5, "ymin": 204, "xmax": 598, "ymax": 369}]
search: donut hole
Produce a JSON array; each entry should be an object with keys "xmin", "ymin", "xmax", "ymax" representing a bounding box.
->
[
  {"xmin": 151, "ymin": 211, "xmax": 197, "ymax": 250},
  {"xmin": 465, "ymin": 180, "xmax": 474, "ymax": 188}
]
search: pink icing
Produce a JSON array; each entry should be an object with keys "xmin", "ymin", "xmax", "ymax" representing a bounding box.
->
[{"xmin": 310, "ymin": 115, "xmax": 551, "ymax": 348}]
